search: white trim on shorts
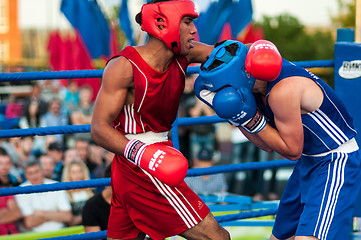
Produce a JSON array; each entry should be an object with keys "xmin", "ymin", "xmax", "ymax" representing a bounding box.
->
[{"xmin": 302, "ymin": 138, "xmax": 359, "ymax": 157}]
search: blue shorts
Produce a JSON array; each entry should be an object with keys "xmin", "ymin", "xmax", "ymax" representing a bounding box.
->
[{"xmin": 272, "ymin": 150, "xmax": 361, "ymax": 239}]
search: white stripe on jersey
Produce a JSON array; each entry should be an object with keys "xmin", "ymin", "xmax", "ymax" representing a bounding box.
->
[
  {"xmin": 321, "ymin": 87, "xmax": 357, "ymax": 135},
  {"xmin": 128, "ymin": 59, "xmax": 148, "ymax": 112},
  {"xmin": 308, "ymin": 109, "xmax": 347, "ymax": 145},
  {"xmin": 123, "ymin": 104, "xmax": 137, "ymax": 134},
  {"xmin": 302, "ymin": 124, "xmax": 332, "ymax": 151},
  {"xmin": 175, "ymin": 58, "xmax": 185, "ymax": 77},
  {"xmin": 143, "ymin": 170, "xmax": 199, "ymax": 229},
  {"xmin": 314, "ymin": 110, "xmax": 348, "ymax": 142}
]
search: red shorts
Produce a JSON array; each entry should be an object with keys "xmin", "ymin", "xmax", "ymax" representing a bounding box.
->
[{"xmin": 107, "ymin": 143, "xmax": 210, "ymax": 240}]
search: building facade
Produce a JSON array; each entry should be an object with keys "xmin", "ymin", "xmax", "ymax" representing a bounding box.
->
[{"xmin": 0, "ymin": 0, "xmax": 22, "ymax": 64}]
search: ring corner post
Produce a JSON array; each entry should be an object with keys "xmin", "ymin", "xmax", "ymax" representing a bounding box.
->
[{"xmin": 334, "ymin": 28, "xmax": 361, "ymax": 232}]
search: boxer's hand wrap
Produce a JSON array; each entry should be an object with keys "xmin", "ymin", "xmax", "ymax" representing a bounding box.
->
[
  {"xmin": 230, "ymin": 109, "xmax": 266, "ymax": 133},
  {"xmin": 124, "ymin": 139, "xmax": 188, "ymax": 187},
  {"xmin": 124, "ymin": 139, "xmax": 146, "ymax": 165}
]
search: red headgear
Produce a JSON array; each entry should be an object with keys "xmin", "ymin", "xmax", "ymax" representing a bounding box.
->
[{"xmin": 140, "ymin": 0, "xmax": 199, "ymax": 55}]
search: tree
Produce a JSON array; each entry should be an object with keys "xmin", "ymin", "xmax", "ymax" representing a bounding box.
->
[
  {"xmin": 255, "ymin": 14, "xmax": 334, "ymax": 62},
  {"xmin": 331, "ymin": 0, "xmax": 356, "ymax": 28}
]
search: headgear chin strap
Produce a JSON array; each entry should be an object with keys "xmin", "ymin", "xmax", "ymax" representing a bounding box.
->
[
  {"xmin": 140, "ymin": 0, "xmax": 199, "ymax": 55},
  {"xmin": 198, "ymin": 40, "xmax": 255, "ymax": 92}
]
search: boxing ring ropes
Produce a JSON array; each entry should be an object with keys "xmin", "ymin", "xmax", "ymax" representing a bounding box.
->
[{"xmin": 0, "ymin": 60, "xmax": 334, "ymax": 240}]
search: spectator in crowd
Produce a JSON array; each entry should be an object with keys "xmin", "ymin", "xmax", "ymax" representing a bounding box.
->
[
  {"xmin": 257, "ymin": 150, "xmax": 281, "ymax": 201},
  {"xmin": 229, "ymin": 128, "xmax": 258, "ymax": 196},
  {"xmin": 70, "ymin": 85, "xmax": 93, "ymax": 125},
  {"xmin": 188, "ymin": 94, "xmax": 216, "ymax": 161},
  {"xmin": 185, "ymin": 147, "xmax": 228, "ymax": 195},
  {"xmin": 13, "ymin": 136, "xmax": 35, "ymax": 181},
  {"xmin": 61, "ymin": 160, "xmax": 93, "ymax": 226},
  {"xmin": 18, "ymin": 100, "xmax": 41, "ymax": 129},
  {"xmin": 74, "ymin": 138, "xmax": 96, "ymax": 174},
  {"xmin": 0, "ymin": 147, "xmax": 21, "ymax": 188},
  {"xmin": 39, "ymin": 154, "xmax": 57, "ymax": 180},
  {"xmin": 93, "ymin": 149, "xmax": 113, "ymax": 179},
  {"xmin": 0, "ymin": 194, "xmax": 22, "ymax": 235},
  {"xmin": 61, "ymin": 80, "xmax": 80, "ymax": 116},
  {"xmin": 70, "ymin": 85, "xmax": 94, "ymax": 142},
  {"xmin": 15, "ymin": 161, "xmax": 72, "ymax": 232},
  {"xmin": 0, "ymin": 138, "xmax": 20, "ymax": 171},
  {"xmin": 0, "ymin": 147, "xmax": 22, "ymax": 235},
  {"xmin": 47, "ymin": 142, "xmax": 65, "ymax": 181},
  {"xmin": 177, "ymin": 73, "xmax": 197, "ymax": 160},
  {"xmin": 19, "ymin": 100, "xmax": 45, "ymax": 154},
  {"xmin": 40, "ymin": 98, "xmax": 68, "ymax": 144},
  {"xmin": 82, "ymin": 164, "xmax": 111, "ymax": 237},
  {"xmin": 63, "ymin": 148, "xmax": 81, "ymax": 166},
  {"xmin": 38, "ymin": 80, "xmax": 61, "ymax": 104},
  {"xmin": 22, "ymin": 85, "xmax": 48, "ymax": 117},
  {"xmin": 87, "ymin": 141, "xmax": 105, "ymax": 176},
  {"xmin": 5, "ymin": 95, "xmax": 23, "ymax": 120}
]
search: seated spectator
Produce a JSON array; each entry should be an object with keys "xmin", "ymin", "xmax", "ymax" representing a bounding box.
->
[
  {"xmin": 70, "ymin": 85, "xmax": 93, "ymax": 125},
  {"xmin": 185, "ymin": 147, "xmax": 228, "ymax": 196},
  {"xmin": 5, "ymin": 95, "xmax": 23, "ymax": 120},
  {"xmin": 93, "ymin": 149, "xmax": 114, "ymax": 179},
  {"xmin": 38, "ymin": 80, "xmax": 61, "ymax": 104},
  {"xmin": 70, "ymin": 85, "xmax": 94, "ymax": 141},
  {"xmin": 0, "ymin": 147, "xmax": 21, "ymax": 188},
  {"xmin": 74, "ymin": 138, "xmax": 96, "ymax": 174},
  {"xmin": 19, "ymin": 100, "xmax": 41, "ymax": 129},
  {"xmin": 87, "ymin": 141, "xmax": 105, "ymax": 176},
  {"xmin": 13, "ymin": 136, "xmax": 35, "ymax": 181},
  {"xmin": 62, "ymin": 160, "xmax": 93, "ymax": 226},
  {"xmin": 39, "ymin": 154, "xmax": 57, "ymax": 180},
  {"xmin": 188, "ymin": 97, "xmax": 216, "ymax": 161},
  {"xmin": 0, "ymin": 194, "xmax": 22, "ymax": 235},
  {"xmin": 22, "ymin": 84, "xmax": 48, "ymax": 118},
  {"xmin": 82, "ymin": 164, "xmax": 111, "ymax": 238},
  {"xmin": 61, "ymin": 80, "xmax": 79, "ymax": 116},
  {"xmin": 63, "ymin": 148, "xmax": 81, "ymax": 166},
  {"xmin": 40, "ymin": 98, "xmax": 68, "ymax": 144},
  {"xmin": 15, "ymin": 161, "xmax": 72, "ymax": 232},
  {"xmin": 19, "ymin": 100, "xmax": 45, "ymax": 154},
  {"xmin": 0, "ymin": 147, "xmax": 22, "ymax": 235},
  {"xmin": 47, "ymin": 142, "xmax": 65, "ymax": 181}
]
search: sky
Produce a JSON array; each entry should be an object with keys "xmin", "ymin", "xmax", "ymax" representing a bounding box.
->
[{"xmin": 19, "ymin": 0, "xmax": 340, "ymax": 30}]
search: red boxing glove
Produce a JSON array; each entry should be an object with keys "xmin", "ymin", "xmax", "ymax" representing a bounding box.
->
[
  {"xmin": 124, "ymin": 140, "xmax": 188, "ymax": 187},
  {"xmin": 245, "ymin": 40, "xmax": 282, "ymax": 81}
]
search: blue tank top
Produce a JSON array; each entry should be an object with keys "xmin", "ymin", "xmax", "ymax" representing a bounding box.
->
[{"xmin": 257, "ymin": 59, "xmax": 357, "ymax": 155}]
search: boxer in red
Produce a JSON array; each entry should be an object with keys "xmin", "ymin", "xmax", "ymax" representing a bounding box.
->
[{"xmin": 91, "ymin": 1, "xmax": 230, "ymax": 239}]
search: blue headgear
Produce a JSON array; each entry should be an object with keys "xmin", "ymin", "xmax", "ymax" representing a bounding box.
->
[{"xmin": 198, "ymin": 40, "xmax": 255, "ymax": 92}]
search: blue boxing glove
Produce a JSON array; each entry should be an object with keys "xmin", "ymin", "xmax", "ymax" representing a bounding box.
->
[
  {"xmin": 194, "ymin": 77, "xmax": 266, "ymax": 133},
  {"xmin": 213, "ymin": 87, "xmax": 266, "ymax": 133},
  {"xmin": 194, "ymin": 76, "xmax": 216, "ymax": 109}
]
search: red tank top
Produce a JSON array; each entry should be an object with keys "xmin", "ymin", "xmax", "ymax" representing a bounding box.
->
[{"xmin": 111, "ymin": 46, "xmax": 188, "ymax": 135}]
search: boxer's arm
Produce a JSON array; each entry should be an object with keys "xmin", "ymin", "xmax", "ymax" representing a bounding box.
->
[
  {"xmin": 187, "ymin": 41, "xmax": 214, "ymax": 63},
  {"xmin": 255, "ymin": 79, "xmax": 304, "ymax": 160},
  {"xmin": 91, "ymin": 56, "xmax": 133, "ymax": 155}
]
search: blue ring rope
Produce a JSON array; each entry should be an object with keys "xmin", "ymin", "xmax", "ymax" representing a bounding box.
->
[
  {"xmin": 0, "ymin": 159, "xmax": 295, "ymax": 197},
  {"xmin": 0, "ymin": 116, "xmax": 226, "ymax": 138},
  {"xmin": 0, "ymin": 60, "xmax": 334, "ymax": 82}
]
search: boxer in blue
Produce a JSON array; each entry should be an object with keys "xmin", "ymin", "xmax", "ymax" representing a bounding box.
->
[{"xmin": 195, "ymin": 40, "xmax": 361, "ymax": 240}]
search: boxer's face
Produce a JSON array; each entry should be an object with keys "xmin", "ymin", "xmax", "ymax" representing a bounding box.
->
[{"xmin": 179, "ymin": 16, "xmax": 197, "ymax": 56}]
